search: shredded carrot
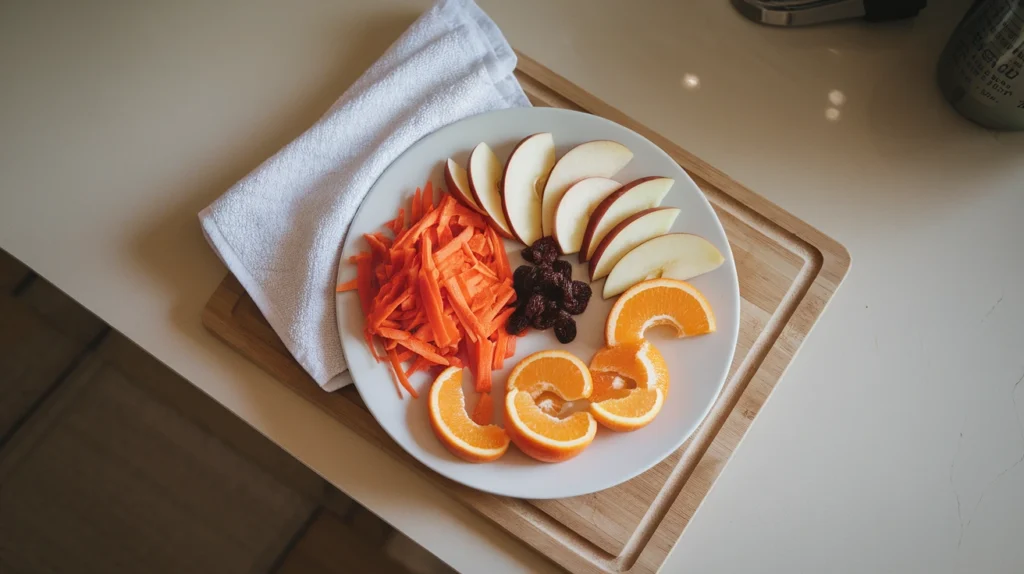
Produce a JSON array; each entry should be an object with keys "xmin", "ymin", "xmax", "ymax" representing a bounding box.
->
[
  {"xmin": 444, "ymin": 277, "xmax": 486, "ymax": 341},
  {"xmin": 397, "ymin": 338, "xmax": 449, "ymax": 365},
  {"xmin": 387, "ymin": 347, "xmax": 418, "ymax": 398},
  {"xmin": 467, "ymin": 234, "xmax": 489, "ymax": 256},
  {"xmin": 435, "ymin": 226, "xmax": 474, "ymax": 261},
  {"xmin": 475, "ymin": 338, "xmax": 494, "ymax": 393},
  {"xmin": 345, "ymin": 182, "xmax": 520, "ymax": 400},
  {"xmin": 486, "ymin": 226, "xmax": 511, "ymax": 280},
  {"xmin": 405, "ymin": 356, "xmax": 434, "ymax": 377},
  {"xmin": 471, "ymin": 393, "xmax": 494, "ymax": 425},
  {"xmin": 437, "ymin": 223, "xmax": 453, "ymax": 246},
  {"xmin": 437, "ymin": 195, "xmax": 456, "ymax": 230},
  {"xmin": 385, "ymin": 208, "xmax": 406, "ymax": 235},
  {"xmin": 392, "ymin": 208, "xmax": 440, "ymax": 250},
  {"xmin": 411, "ymin": 187, "xmax": 423, "ymax": 222},
  {"xmin": 423, "ymin": 180, "xmax": 434, "ymax": 211},
  {"xmin": 335, "ymin": 278, "xmax": 358, "ymax": 293},
  {"xmin": 482, "ymin": 282, "xmax": 516, "ymax": 328},
  {"xmin": 418, "ymin": 272, "xmax": 451, "ymax": 348},
  {"xmin": 493, "ymin": 329, "xmax": 507, "ymax": 370},
  {"xmin": 377, "ymin": 327, "xmax": 412, "ymax": 340}
]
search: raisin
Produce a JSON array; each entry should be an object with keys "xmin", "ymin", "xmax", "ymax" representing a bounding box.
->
[
  {"xmin": 531, "ymin": 307, "xmax": 559, "ymax": 330},
  {"xmin": 553, "ymin": 317, "xmax": 577, "ymax": 344},
  {"xmin": 521, "ymin": 245, "xmax": 539, "ymax": 265},
  {"xmin": 540, "ymin": 273, "xmax": 568, "ymax": 301},
  {"xmin": 506, "ymin": 310, "xmax": 530, "ymax": 335},
  {"xmin": 570, "ymin": 281, "xmax": 592, "ymax": 305},
  {"xmin": 513, "ymin": 265, "xmax": 532, "ymax": 292},
  {"xmin": 529, "ymin": 237, "xmax": 559, "ymax": 266},
  {"xmin": 561, "ymin": 295, "xmax": 588, "ymax": 315},
  {"xmin": 546, "ymin": 299, "xmax": 561, "ymax": 314},
  {"xmin": 552, "ymin": 259, "xmax": 573, "ymax": 280},
  {"xmin": 537, "ymin": 266, "xmax": 559, "ymax": 284},
  {"xmin": 514, "ymin": 266, "xmax": 542, "ymax": 297},
  {"xmin": 523, "ymin": 293, "xmax": 546, "ymax": 318}
]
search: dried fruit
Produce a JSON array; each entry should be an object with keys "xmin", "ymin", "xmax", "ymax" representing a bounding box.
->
[
  {"xmin": 570, "ymin": 281, "xmax": 592, "ymax": 305},
  {"xmin": 562, "ymin": 295, "xmax": 588, "ymax": 315},
  {"xmin": 523, "ymin": 293, "xmax": 547, "ymax": 318},
  {"xmin": 531, "ymin": 306, "xmax": 560, "ymax": 330},
  {"xmin": 513, "ymin": 265, "xmax": 532, "ymax": 291},
  {"xmin": 528, "ymin": 237, "xmax": 559, "ymax": 266},
  {"xmin": 536, "ymin": 265, "xmax": 559, "ymax": 284},
  {"xmin": 506, "ymin": 310, "xmax": 530, "ymax": 335},
  {"xmin": 513, "ymin": 242, "xmax": 593, "ymax": 343},
  {"xmin": 553, "ymin": 259, "xmax": 573, "ymax": 280},
  {"xmin": 521, "ymin": 245, "xmax": 539, "ymax": 265},
  {"xmin": 541, "ymin": 273, "xmax": 568, "ymax": 301},
  {"xmin": 554, "ymin": 317, "xmax": 577, "ymax": 343}
]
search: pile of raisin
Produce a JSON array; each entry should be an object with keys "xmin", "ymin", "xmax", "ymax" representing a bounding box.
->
[{"xmin": 507, "ymin": 237, "xmax": 592, "ymax": 343}]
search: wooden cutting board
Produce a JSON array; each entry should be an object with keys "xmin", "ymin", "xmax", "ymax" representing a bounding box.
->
[{"xmin": 202, "ymin": 53, "xmax": 850, "ymax": 574}]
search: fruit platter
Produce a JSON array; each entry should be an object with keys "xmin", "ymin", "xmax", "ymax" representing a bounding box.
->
[{"xmin": 336, "ymin": 108, "xmax": 739, "ymax": 499}]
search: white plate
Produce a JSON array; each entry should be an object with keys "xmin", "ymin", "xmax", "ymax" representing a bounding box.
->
[{"xmin": 336, "ymin": 108, "xmax": 739, "ymax": 499}]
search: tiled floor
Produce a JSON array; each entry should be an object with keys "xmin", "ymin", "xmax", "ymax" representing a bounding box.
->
[{"xmin": 0, "ymin": 248, "xmax": 454, "ymax": 574}]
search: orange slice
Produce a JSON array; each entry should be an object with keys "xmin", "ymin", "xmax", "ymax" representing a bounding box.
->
[
  {"xmin": 428, "ymin": 367, "xmax": 509, "ymax": 463},
  {"xmin": 506, "ymin": 349, "xmax": 593, "ymax": 398},
  {"xmin": 605, "ymin": 278, "xmax": 716, "ymax": 346},
  {"xmin": 589, "ymin": 340, "xmax": 669, "ymax": 431},
  {"xmin": 504, "ymin": 350, "xmax": 597, "ymax": 462},
  {"xmin": 589, "ymin": 340, "xmax": 669, "ymax": 396}
]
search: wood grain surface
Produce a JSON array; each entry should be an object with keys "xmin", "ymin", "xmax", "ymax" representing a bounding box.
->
[{"xmin": 201, "ymin": 53, "xmax": 850, "ymax": 573}]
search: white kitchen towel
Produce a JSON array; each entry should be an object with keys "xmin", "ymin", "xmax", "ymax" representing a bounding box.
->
[{"xmin": 199, "ymin": 0, "xmax": 530, "ymax": 391}]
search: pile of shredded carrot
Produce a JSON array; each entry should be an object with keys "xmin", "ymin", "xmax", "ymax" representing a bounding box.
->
[{"xmin": 337, "ymin": 181, "xmax": 519, "ymax": 399}]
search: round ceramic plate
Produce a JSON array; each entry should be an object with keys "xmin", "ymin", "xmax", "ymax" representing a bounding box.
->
[{"xmin": 336, "ymin": 107, "xmax": 739, "ymax": 499}]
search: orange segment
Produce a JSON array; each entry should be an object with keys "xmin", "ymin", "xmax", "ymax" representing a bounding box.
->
[
  {"xmin": 590, "ymin": 371, "xmax": 633, "ymax": 403},
  {"xmin": 590, "ymin": 340, "xmax": 669, "ymax": 394},
  {"xmin": 506, "ymin": 350, "xmax": 592, "ymax": 400},
  {"xmin": 589, "ymin": 340, "xmax": 670, "ymax": 431},
  {"xmin": 605, "ymin": 278, "xmax": 716, "ymax": 346},
  {"xmin": 505, "ymin": 391, "xmax": 597, "ymax": 463},
  {"xmin": 504, "ymin": 350, "xmax": 596, "ymax": 462},
  {"xmin": 428, "ymin": 367, "xmax": 509, "ymax": 462},
  {"xmin": 590, "ymin": 388, "xmax": 664, "ymax": 432},
  {"xmin": 534, "ymin": 391, "xmax": 568, "ymax": 416}
]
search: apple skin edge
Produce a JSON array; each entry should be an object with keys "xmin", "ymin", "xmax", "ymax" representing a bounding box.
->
[
  {"xmin": 499, "ymin": 134, "xmax": 534, "ymax": 246},
  {"xmin": 466, "ymin": 145, "xmax": 516, "ymax": 241},
  {"xmin": 579, "ymin": 176, "xmax": 666, "ymax": 264},
  {"xmin": 444, "ymin": 160, "xmax": 486, "ymax": 216},
  {"xmin": 541, "ymin": 140, "xmax": 633, "ymax": 239},
  {"xmin": 588, "ymin": 206, "xmax": 676, "ymax": 281},
  {"xmin": 601, "ymin": 232, "xmax": 725, "ymax": 298},
  {"xmin": 552, "ymin": 177, "xmax": 621, "ymax": 256}
]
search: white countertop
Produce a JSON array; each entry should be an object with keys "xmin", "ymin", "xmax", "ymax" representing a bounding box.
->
[{"xmin": 3, "ymin": 0, "xmax": 1023, "ymax": 572}]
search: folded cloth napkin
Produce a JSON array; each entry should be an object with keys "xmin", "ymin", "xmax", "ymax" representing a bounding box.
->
[{"xmin": 200, "ymin": 0, "xmax": 529, "ymax": 391}]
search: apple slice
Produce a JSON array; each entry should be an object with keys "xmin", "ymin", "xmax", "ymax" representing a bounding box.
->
[
  {"xmin": 541, "ymin": 140, "xmax": 633, "ymax": 237},
  {"xmin": 552, "ymin": 177, "xmax": 621, "ymax": 255},
  {"xmin": 589, "ymin": 207, "xmax": 680, "ymax": 281},
  {"xmin": 467, "ymin": 142, "xmax": 514, "ymax": 239},
  {"xmin": 444, "ymin": 158, "xmax": 485, "ymax": 215},
  {"xmin": 603, "ymin": 233, "xmax": 725, "ymax": 298},
  {"xmin": 580, "ymin": 177, "xmax": 674, "ymax": 263},
  {"xmin": 501, "ymin": 133, "xmax": 555, "ymax": 246}
]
